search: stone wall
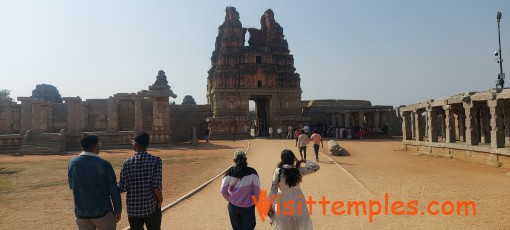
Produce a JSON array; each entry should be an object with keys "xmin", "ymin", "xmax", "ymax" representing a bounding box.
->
[
  {"xmin": 302, "ymin": 100, "xmax": 401, "ymax": 135},
  {"xmin": 169, "ymin": 104, "xmax": 211, "ymax": 141},
  {"xmin": 0, "ymin": 134, "xmax": 23, "ymax": 153},
  {"xmin": 0, "ymin": 100, "xmax": 21, "ymax": 134},
  {"xmin": 86, "ymin": 99, "xmax": 108, "ymax": 132}
]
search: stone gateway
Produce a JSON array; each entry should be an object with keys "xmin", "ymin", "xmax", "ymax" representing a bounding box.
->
[{"xmin": 206, "ymin": 7, "xmax": 309, "ymax": 139}]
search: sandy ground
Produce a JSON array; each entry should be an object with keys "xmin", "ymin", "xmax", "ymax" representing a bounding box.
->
[
  {"xmin": 0, "ymin": 140, "xmax": 247, "ymax": 230},
  {"xmin": 1, "ymin": 138, "xmax": 509, "ymax": 229},
  {"xmin": 162, "ymin": 138, "xmax": 510, "ymax": 230}
]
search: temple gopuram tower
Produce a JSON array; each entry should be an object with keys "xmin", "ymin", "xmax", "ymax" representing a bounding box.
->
[{"xmin": 207, "ymin": 7, "xmax": 309, "ymax": 139}]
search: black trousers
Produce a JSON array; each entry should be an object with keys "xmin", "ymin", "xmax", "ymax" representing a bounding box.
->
[
  {"xmin": 228, "ymin": 203, "xmax": 256, "ymax": 230},
  {"xmin": 299, "ymin": 146, "xmax": 307, "ymax": 160},
  {"xmin": 128, "ymin": 209, "xmax": 162, "ymax": 230}
]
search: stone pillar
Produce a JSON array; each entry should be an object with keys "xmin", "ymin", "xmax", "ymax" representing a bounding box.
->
[
  {"xmin": 0, "ymin": 100, "xmax": 14, "ymax": 134},
  {"xmin": 488, "ymin": 99, "xmax": 505, "ymax": 148},
  {"xmin": 373, "ymin": 111, "xmax": 381, "ymax": 129},
  {"xmin": 414, "ymin": 110, "xmax": 424, "ymax": 141},
  {"xmin": 479, "ymin": 107, "xmax": 488, "ymax": 144},
  {"xmin": 152, "ymin": 97, "xmax": 170, "ymax": 132},
  {"xmin": 366, "ymin": 113, "xmax": 372, "ymax": 128},
  {"xmin": 359, "ymin": 112, "xmax": 365, "ymax": 129},
  {"xmin": 345, "ymin": 112, "xmax": 351, "ymax": 128},
  {"xmin": 192, "ymin": 127, "xmax": 198, "ymax": 146},
  {"xmin": 463, "ymin": 101, "xmax": 479, "ymax": 145},
  {"xmin": 484, "ymin": 107, "xmax": 492, "ymax": 144},
  {"xmin": 443, "ymin": 105, "xmax": 456, "ymax": 143},
  {"xmin": 427, "ymin": 107, "xmax": 438, "ymax": 142},
  {"xmin": 107, "ymin": 98, "xmax": 119, "ymax": 132},
  {"xmin": 504, "ymin": 107, "xmax": 510, "ymax": 146},
  {"xmin": 64, "ymin": 97, "xmax": 86, "ymax": 134},
  {"xmin": 454, "ymin": 112, "xmax": 460, "ymax": 141},
  {"xmin": 440, "ymin": 111, "xmax": 446, "ymax": 141},
  {"xmin": 401, "ymin": 111, "xmax": 412, "ymax": 140},
  {"xmin": 134, "ymin": 99, "xmax": 143, "ymax": 131},
  {"xmin": 457, "ymin": 111, "xmax": 465, "ymax": 142},
  {"xmin": 18, "ymin": 97, "xmax": 32, "ymax": 134}
]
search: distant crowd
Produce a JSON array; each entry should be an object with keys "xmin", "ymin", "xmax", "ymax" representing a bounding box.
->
[{"xmin": 264, "ymin": 124, "xmax": 390, "ymax": 140}]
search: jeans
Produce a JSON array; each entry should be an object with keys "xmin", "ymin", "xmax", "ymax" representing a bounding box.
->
[
  {"xmin": 313, "ymin": 144, "xmax": 320, "ymax": 160},
  {"xmin": 228, "ymin": 203, "xmax": 256, "ymax": 230},
  {"xmin": 128, "ymin": 209, "xmax": 162, "ymax": 230},
  {"xmin": 76, "ymin": 212, "xmax": 116, "ymax": 230},
  {"xmin": 299, "ymin": 146, "xmax": 307, "ymax": 160}
]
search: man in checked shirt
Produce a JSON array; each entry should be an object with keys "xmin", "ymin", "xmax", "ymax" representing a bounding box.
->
[{"xmin": 118, "ymin": 132, "xmax": 163, "ymax": 230}]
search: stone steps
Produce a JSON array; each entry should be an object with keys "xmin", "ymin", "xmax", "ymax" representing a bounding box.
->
[{"xmin": 19, "ymin": 133, "xmax": 66, "ymax": 154}]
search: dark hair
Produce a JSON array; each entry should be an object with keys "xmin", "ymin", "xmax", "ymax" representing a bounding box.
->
[
  {"xmin": 313, "ymin": 129, "xmax": 318, "ymax": 133},
  {"xmin": 300, "ymin": 129, "xmax": 305, "ymax": 134},
  {"xmin": 277, "ymin": 149, "xmax": 302, "ymax": 187},
  {"xmin": 133, "ymin": 132, "xmax": 150, "ymax": 148},
  {"xmin": 234, "ymin": 155, "xmax": 248, "ymax": 176},
  {"xmin": 80, "ymin": 135, "xmax": 99, "ymax": 152}
]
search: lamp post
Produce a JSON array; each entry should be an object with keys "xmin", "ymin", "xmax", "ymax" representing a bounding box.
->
[{"xmin": 496, "ymin": 11, "xmax": 505, "ymax": 89}]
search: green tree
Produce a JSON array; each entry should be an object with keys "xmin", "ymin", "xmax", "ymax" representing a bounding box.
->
[
  {"xmin": 0, "ymin": 89, "xmax": 14, "ymax": 101},
  {"xmin": 31, "ymin": 84, "xmax": 63, "ymax": 103}
]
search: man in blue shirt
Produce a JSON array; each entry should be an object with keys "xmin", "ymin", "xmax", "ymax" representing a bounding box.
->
[
  {"xmin": 119, "ymin": 132, "xmax": 163, "ymax": 230},
  {"xmin": 68, "ymin": 135, "xmax": 122, "ymax": 230}
]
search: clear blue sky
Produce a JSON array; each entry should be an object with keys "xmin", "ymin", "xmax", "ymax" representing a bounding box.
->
[{"xmin": 1, "ymin": 0, "xmax": 508, "ymax": 107}]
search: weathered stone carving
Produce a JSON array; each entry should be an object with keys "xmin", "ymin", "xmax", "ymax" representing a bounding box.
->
[
  {"xmin": 206, "ymin": 7, "xmax": 310, "ymax": 139},
  {"xmin": 23, "ymin": 130, "xmax": 32, "ymax": 142},
  {"xmin": 148, "ymin": 70, "xmax": 177, "ymax": 98},
  {"xmin": 153, "ymin": 70, "xmax": 169, "ymax": 86}
]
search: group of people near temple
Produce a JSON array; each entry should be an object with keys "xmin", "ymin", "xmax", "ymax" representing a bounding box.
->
[
  {"xmin": 68, "ymin": 132, "xmax": 163, "ymax": 230},
  {"xmin": 67, "ymin": 121, "xmax": 333, "ymax": 230},
  {"xmin": 269, "ymin": 124, "xmax": 389, "ymax": 142},
  {"xmin": 220, "ymin": 149, "xmax": 320, "ymax": 230},
  {"xmin": 68, "ymin": 131, "xmax": 321, "ymax": 230}
]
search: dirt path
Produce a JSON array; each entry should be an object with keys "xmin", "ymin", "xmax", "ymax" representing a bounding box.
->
[
  {"xmin": 162, "ymin": 138, "xmax": 510, "ymax": 229},
  {"xmin": 163, "ymin": 139, "xmax": 387, "ymax": 229}
]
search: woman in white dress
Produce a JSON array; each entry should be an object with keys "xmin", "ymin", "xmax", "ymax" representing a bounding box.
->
[{"xmin": 268, "ymin": 149, "xmax": 320, "ymax": 230}]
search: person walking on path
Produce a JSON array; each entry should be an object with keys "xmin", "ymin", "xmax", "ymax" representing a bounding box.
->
[
  {"xmin": 297, "ymin": 129, "xmax": 310, "ymax": 160},
  {"xmin": 286, "ymin": 125, "xmax": 293, "ymax": 139},
  {"xmin": 277, "ymin": 127, "xmax": 283, "ymax": 139},
  {"xmin": 119, "ymin": 132, "xmax": 163, "ymax": 230},
  {"xmin": 68, "ymin": 135, "xmax": 122, "ymax": 230},
  {"xmin": 294, "ymin": 128, "xmax": 300, "ymax": 147},
  {"xmin": 347, "ymin": 128, "xmax": 352, "ymax": 139},
  {"xmin": 220, "ymin": 151, "xmax": 261, "ymax": 230},
  {"xmin": 310, "ymin": 129, "xmax": 324, "ymax": 162},
  {"xmin": 205, "ymin": 127, "xmax": 210, "ymax": 142},
  {"xmin": 269, "ymin": 127, "xmax": 273, "ymax": 139},
  {"xmin": 268, "ymin": 149, "xmax": 320, "ymax": 230}
]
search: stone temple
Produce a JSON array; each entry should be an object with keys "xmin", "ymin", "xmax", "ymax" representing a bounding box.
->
[
  {"xmin": 0, "ymin": 7, "xmax": 400, "ymax": 154},
  {"xmin": 206, "ymin": 7, "xmax": 309, "ymax": 139}
]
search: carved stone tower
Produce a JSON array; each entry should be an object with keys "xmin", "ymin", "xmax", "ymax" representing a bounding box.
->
[
  {"xmin": 207, "ymin": 7, "xmax": 309, "ymax": 139},
  {"xmin": 147, "ymin": 70, "xmax": 177, "ymax": 143}
]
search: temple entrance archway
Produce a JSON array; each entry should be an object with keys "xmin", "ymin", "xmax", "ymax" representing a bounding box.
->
[{"xmin": 250, "ymin": 96, "xmax": 270, "ymax": 136}]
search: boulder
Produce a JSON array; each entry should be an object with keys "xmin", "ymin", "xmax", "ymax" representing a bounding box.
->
[{"xmin": 328, "ymin": 140, "xmax": 343, "ymax": 156}]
